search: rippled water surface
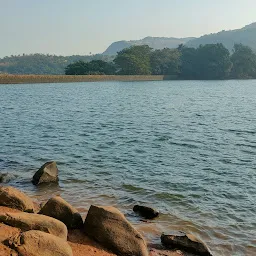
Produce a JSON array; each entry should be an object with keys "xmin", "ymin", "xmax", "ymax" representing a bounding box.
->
[{"xmin": 0, "ymin": 80, "xmax": 256, "ymax": 255}]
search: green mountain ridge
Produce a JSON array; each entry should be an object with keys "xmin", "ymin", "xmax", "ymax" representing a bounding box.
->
[
  {"xmin": 103, "ymin": 22, "xmax": 256, "ymax": 54},
  {"xmin": 103, "ymin": 37, "xmax": 194, "ymax": 55},
  {"xmin": 186, "ymin": 22, "xmax": 256, "ymax": 51}
]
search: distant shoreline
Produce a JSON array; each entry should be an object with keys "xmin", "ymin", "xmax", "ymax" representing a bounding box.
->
[{"xmin": 0, "ymin": 74, "xmax": 171, "ymax": 84}]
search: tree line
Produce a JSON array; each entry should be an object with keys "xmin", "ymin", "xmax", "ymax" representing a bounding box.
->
[
  {"xmin": 65, "ymin": 43, "xmax": 256, "ymax": 79},
  {"xmin": 0, "ymin": 54, "xmax": 114, "ymax": 75}
]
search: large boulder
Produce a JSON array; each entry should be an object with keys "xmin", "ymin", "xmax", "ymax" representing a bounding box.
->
[
  {"xmin": 84, "ymin": 205, "xmax": 148, "ymax": 256},
  {"xmin": 133, "ymin": 205, "xmax": 159, "ymax": 219},
  {"xmin": 161, "ymin": 232, "xmax": 212, "ymax": 256},
  {"xmin": 0, "ymin": 212, "xmax": 67, "ymax": 240},
  {"xmin": 7, "ymin": 230, "xmax": 73, "ymax": 256},
  {"xmin": 0, "ymin": 186, "xmax": 34, "ymax": 212},
  {"xmin": 32, "ymin": 161, "xmax": 59, "ymax": 185},
  {"xmin": 39, "ymin": 196, "xmax": 83, "ymax": 229}
]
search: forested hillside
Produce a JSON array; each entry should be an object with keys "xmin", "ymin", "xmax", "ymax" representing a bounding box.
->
[
  {"xmin": 0, "ymin": 54, "xmax": 114, "ymax": 75},
  {"xmin": 103, "ymin": 22, "xmax": 256, "ymax": 55},
  {"xmin": 66, "ymin": 44, "xmax": 256, "ymax": 80},
  {"xmin": 186, "ymin": 22, "xmax": 256, "ymax": 51},
  {"xmin": 103, "ymin": 37, "xmax": 194, "ymax": 55}
]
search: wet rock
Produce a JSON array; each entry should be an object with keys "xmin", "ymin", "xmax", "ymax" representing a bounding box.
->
[
  {"xmin": 0, "ymin": 211, "xmax": 67, "ymax": 240},
  {"xmin": 133, "ymin": 205, "xmax": 159, "ymax": 219},
  {"xmin": 148, "ymin": 244, "xmax": 192, "ymax": 256},
  {"xmin": 39, "ymin": 196, "xmax": 83, "ymax": 229},
  {"xmin": 0, "ymin": 186, "xmax": 34, "ymax": 212},
  {"xmin": 161, "ymin": 232, "xmax": 212, "ymax": 256},
  {"xmin": 149, "ymin": 248, "xmax": 185, "ymax": 256},
  {"xmin": 84, "ymin": 205, "xmax": 148, "ymax": 256},
  {"xmin": 0, "ymin": 173, "xmax": 17, "ymax": 183},
  {"xmin": 7, "ymin": 230, "xmax": 73, "ymax": 256},
  {"xmin": 32, "ymin": 161, "xmax": 59, "ymax": 185}
]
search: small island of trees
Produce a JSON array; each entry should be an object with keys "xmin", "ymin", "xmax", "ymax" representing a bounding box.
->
[{"xmin": 65, "ymin": 43, "xmax": 256, "ymax": 80}]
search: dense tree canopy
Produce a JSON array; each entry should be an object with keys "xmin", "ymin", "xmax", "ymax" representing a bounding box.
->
[
  {"xmin": 0, "ymin": 54, "xmax": 114, "ymax": 75},
  {"xmin": 65, "ymin": 60, "xmax": 116, "ymax": 75},
  {"xmin": 150, "ymin": 48, "xmax": 181, "ymax": 75},
  {"xmin": 64, "ymin": 43, "xmax": 256, "ymax": 79},
  {"xmin": 230, "ymin": 44, "xmax": 256, "ymax": 79},
  {"xmin": 180, "ymin": 44, "xmax": 232, "ymax": 79},
  {"xmin": 113, "ymin": 45, "xmax": 152, "ymax": 75},
  {"xmin": 179, "ymin": 46, "xmax": 198, "ymax": 79}
]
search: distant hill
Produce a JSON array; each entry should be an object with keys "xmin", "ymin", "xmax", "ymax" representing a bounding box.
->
[
  {"xmin": 103, "ymin": 37, "xmax": 195, "ymax": 55},
  {"xmin": 186, "ymin": 22, "xmax": 256, "ymax": 51},
  {"xmin": 103, "ymin": 23, "xmax": 256, "ymax": 55}
]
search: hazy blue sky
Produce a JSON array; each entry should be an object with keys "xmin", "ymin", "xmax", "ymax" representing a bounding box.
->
[{"xmin": 1, "ymin": 0, "xmax": 255, "ymax": 57}]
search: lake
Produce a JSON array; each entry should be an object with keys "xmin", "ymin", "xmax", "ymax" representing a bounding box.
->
[{"xmin": 0, "ymin": 80, "xmax": 255, "ymax": 255}]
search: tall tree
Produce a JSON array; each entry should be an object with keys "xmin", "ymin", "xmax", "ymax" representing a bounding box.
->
[
  {"xmin": 179, "ymin": 47, "xmax": 198, "ymax": 79},
  {"xmin": 114, "ymin": 45, "xmax": 152, "ymax": 75},
  {"xmin": 230, "ymin": 44, "xmax": 256, "ymax": 79},
  {"xmin": 196, "ymin": 44, "xmax": 232, "ymax": 79},
  {"xmin": 150, "ymin": 48, "xmax": 181, "ymax": 76},
  {"xmin": 180, "ymin": 44, "xmax": 232, "ymax": 79}
]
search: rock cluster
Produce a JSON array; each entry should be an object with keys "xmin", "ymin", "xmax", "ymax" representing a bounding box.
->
[
  {"xmin": 0, "ymin": 212, "xmax": 68, "ymax": 239},
  {"xmin": 0, "ymin": 161, "xmax": 213, "ymax": 256}
]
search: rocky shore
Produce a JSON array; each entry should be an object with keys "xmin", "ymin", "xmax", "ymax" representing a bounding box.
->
[{"xmin": 0, "ymin": 162, "xmax": 213, "ymax": 256}]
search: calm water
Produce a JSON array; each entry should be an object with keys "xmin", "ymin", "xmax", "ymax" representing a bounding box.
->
[{"xmin": 0, "ymin": 81, "xmax": 256, "ymax": 255}]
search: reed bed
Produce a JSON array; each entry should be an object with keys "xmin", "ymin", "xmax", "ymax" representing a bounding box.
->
[{"xmin": 0, "ymin": 74, "xmax": 165, "ymax": 84}]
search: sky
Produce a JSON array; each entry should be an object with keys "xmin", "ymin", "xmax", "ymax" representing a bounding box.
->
[{"xmin": 0, "ymin": 0, "xmax": 256, "ymax": 57}]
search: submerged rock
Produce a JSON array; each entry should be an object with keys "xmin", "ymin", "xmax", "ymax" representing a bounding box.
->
[
  {"xmin": 7, "ymin": 230, "xmax": 73, "ymax": 256},
  {"xmin": 0, "ymin": 173, "xmax": 17, "ymax": 183},
  {"xmin": 0, "ymin": 212, "xmax": 67, "ymax": 240},
  {"xmin": 39, "ymin": 196, "xmax": 83, "ymax": 229},
  {"xmin": 32, "ymin": 161, "xmax": 59, "ymax": 185},
  {"xmin": 133, "ymin": 205, "xmax": 159, "ymax": 219},
  {"xmin": 161, "ymin": 232, "xmax": 212, "ymax": 256},
  {"xmin": 0, "ymin": 186, "xmax": 34, "ymax": 213},
  {"xmin": 84, "ymin": 205, "xmax": 148, "ymax": 256}
]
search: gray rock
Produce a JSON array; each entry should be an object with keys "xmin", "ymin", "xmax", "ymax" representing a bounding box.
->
[
  {"xmin": 32, "ymin": 161, "xmax": 59, "ymax": 185},
  {"xmin": 161, "ymin": 232, "xmax": 212, "ymax": 256},
  {"xmin": 0, "ymin": 186, "xmax": 34, "ymax": 212},
  {"xmin": 84, "ymin": 205, "xmax": 148, "ymax": 256},
  {"xmin": 39, "ymin": 196, "xmax": 83, "ymax": 229},
  {"xmin": 133, "ymin": 205, "xmax": 159, "ymax": 219},
  {"xmin": 0, "ymin": 211, "xmax": 67, "ymax": 240},
  {"xmin": 0, "ymin": 173, "xmax": 17, "ymax": 183}
]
